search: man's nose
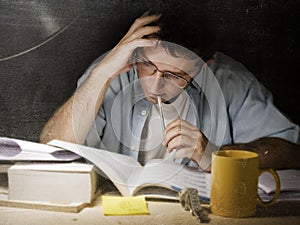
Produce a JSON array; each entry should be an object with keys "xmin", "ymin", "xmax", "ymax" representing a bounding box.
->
[{"xmin": 151, "ymin": 71, "xmax": 165, "ymax": 91}]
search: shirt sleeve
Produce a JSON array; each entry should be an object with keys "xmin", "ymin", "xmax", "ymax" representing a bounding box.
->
[
  {"xmin": 229, "ymin": 75, "xmax": 299, "ymax": 144},
  {"xmin": 76, "ymin": 55, "xmax": 108, "ymax": 148}
]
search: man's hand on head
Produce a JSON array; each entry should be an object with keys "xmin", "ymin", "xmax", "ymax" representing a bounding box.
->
[{"xmin": 92, "ymin": 14, "xmax": 161, "ymax": 79}]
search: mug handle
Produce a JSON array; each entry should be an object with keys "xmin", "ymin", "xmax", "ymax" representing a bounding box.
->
[{"xmin": 257, "ymin": 168, "xmax": 281, "ymax": 206}]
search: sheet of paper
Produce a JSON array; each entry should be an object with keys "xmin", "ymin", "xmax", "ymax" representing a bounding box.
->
[
  {"xmin": 102, "ymin": 195, "xmax": 149, "ymax": 216},
  {"xmin": 0, "ymin": 137, "xmax": 81, "ymax": 161}
]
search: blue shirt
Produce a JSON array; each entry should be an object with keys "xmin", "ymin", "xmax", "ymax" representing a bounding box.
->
[{"xmin": 77, "ymin": 51, "xmax": 299, "ymax": 161}]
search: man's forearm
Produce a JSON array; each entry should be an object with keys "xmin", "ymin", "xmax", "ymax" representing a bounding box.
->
[
  {"xmin": 221, "ymin": 137, "xmax": 300, "ymax": 169},
  {"xmin": 40, "ymin": 69, "xmax": 112, "ymax": 144},
  {"xmin": 40, "ymin": 14, "xmax": 160, "ymax": 144}
]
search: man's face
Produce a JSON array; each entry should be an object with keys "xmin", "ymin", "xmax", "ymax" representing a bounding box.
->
[{"xmin": 136, "ymin": 45, "xmax": 199, "ymax": 104}]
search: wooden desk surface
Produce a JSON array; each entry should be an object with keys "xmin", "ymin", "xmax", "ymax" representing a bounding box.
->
[{"xmin": 1, "ymin": 197, "xmax": 299, "ymax": 225}]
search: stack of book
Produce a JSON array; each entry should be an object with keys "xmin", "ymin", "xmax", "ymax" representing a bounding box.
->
[{"xmin": 0, "ymin": 137, "xmax": 98, "ymax": 212}]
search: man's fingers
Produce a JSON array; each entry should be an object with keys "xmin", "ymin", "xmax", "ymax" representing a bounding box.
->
[
  {"xmin": 121, "ymin": 26, "xmax": 160, "ymax": 45},
  {"xmin": 117, "ymin": 14, "xmax": 160, "ymax": 47},
  {"xmin": 122, "ymin": 14, "xmax": 160, "ymax": 41},
  {"xmin": 132, "ymin": 14, "xmax": 161, "ymax": 31},
  {"xmin": 165, "ymin": 119, "xmax": 197, "ymax": 134},
  {"xmin": 125, "ymin": 38, "xmax": 158, "ymax": 50},
  {"xmin": 165, "ymin": 134, "xmax": 194, "ymax": 153},
  {"xmin": 163, "ymin": 123, "xmax": 197, "ymax": 147}
]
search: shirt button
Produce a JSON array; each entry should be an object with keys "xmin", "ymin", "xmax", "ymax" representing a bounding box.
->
[
  {"xmin": 130, "ymin": 145, "xmax": 136, "ymax": 151},
  {"xmin": 141, "ymin": 110, "xmax": 147, "ymax": 116}
]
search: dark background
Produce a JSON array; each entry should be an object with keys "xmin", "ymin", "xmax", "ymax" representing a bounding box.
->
[{"xmin": 0, "ymin": 0, "xmax": 299, "ymax": 142}]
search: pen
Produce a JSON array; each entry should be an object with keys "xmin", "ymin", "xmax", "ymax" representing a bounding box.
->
[
  {"xmin": 157, "ymin": 96, "xmax": 166, "ymax": 131},
  {"xmin": 157, "ymin": 96, "xmax": 177, "ymax": 161}
]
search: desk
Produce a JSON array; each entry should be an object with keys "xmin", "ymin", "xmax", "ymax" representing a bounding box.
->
[{"xmin": 0, "ymin": 197, "xmax": 299, "ymax": 225}]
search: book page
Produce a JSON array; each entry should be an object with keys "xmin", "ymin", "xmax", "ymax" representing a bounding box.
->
[
  {"xmin": 127, "ymin": 159, "xmax": 211, "ymax": 199},
  {"xmin": 258, "ymin": 169, "xmax": 300, "ymax": 194},
  {"xmin": 9, "ymin": 162, "xmax": 94, "ymax": 173},
  {"xmin": 258, "ymin": 188, "xmax": 300, "ymax": 202},
  {"xmin": 48, "ymin": 140, "xmax": 142, "ymax": 196},
  {"xmin": 0, "ymin": 137, "xmax": 80, "ymax": 161}
]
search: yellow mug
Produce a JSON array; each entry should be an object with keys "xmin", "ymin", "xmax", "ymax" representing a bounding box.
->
[{"xmin": 210, "ymin": 150, "xmax": 280, "ymax": 218}]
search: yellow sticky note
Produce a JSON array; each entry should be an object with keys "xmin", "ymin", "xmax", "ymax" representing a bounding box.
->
[{"xmin": 102, "ymin": 195, "xmax": 149, "ymax": 216}]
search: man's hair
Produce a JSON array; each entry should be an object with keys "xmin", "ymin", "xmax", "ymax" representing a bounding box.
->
[{"xmin": 144, "ymin": 12, "xmax": 218, "ymax": 62}]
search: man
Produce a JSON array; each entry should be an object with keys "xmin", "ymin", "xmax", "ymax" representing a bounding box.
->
[{"xmin": 40, "ymin": 13, "xmax": 299, "ymax": 170}]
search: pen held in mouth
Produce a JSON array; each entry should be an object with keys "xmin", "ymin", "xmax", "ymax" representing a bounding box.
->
[
  {"xmin": 157, "ymin": 96, "xmax": 177, "ymax": 161},
  {"xmin": 157, "ymin": 96, "xmax": 166, "ymax": 131}
]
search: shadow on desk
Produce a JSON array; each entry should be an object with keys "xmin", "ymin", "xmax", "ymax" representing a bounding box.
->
[{"xmin": 256, "ymin": 201, "xmax": 300, "ymax": 217}]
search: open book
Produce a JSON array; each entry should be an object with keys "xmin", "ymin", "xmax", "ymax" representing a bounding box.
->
[
  {"xmin": 48, "ymin": 140, "xmax": 211, "ymax": 201},
  {"xmin": 258, "ymin": 169, "xmax": 300, "ymax": 202},
  {"xmin": 0, "ymin": 137, "xmax": 211, "ymax": 201}
]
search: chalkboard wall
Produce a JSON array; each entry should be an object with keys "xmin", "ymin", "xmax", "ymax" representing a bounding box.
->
[{"xmin": 0, "ymin": 0, "xmax": 299, "ymax": 142}]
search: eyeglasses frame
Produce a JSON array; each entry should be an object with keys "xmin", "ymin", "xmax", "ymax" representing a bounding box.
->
[{"xmin": 133, "ymin": 57, "xmax": 191, "ymax": 89}]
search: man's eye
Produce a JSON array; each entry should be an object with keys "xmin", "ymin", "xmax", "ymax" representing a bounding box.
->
[
  {"xmin": 165, "ymin": 73, "xmax": 181, "ymax": 80},
  {"xmin": 142, "ymin": 61, "xmax": 153, "ymax": 68}
]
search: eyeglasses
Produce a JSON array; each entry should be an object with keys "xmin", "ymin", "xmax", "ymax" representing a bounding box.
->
[{"xmin": 134, "ymin": 57, "xmax": 190, "ymax": 88}]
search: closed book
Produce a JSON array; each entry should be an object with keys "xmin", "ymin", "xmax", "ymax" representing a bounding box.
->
[{"xmin": 8, "ymin": 163, "xmax": 98, "ymax": 204}]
